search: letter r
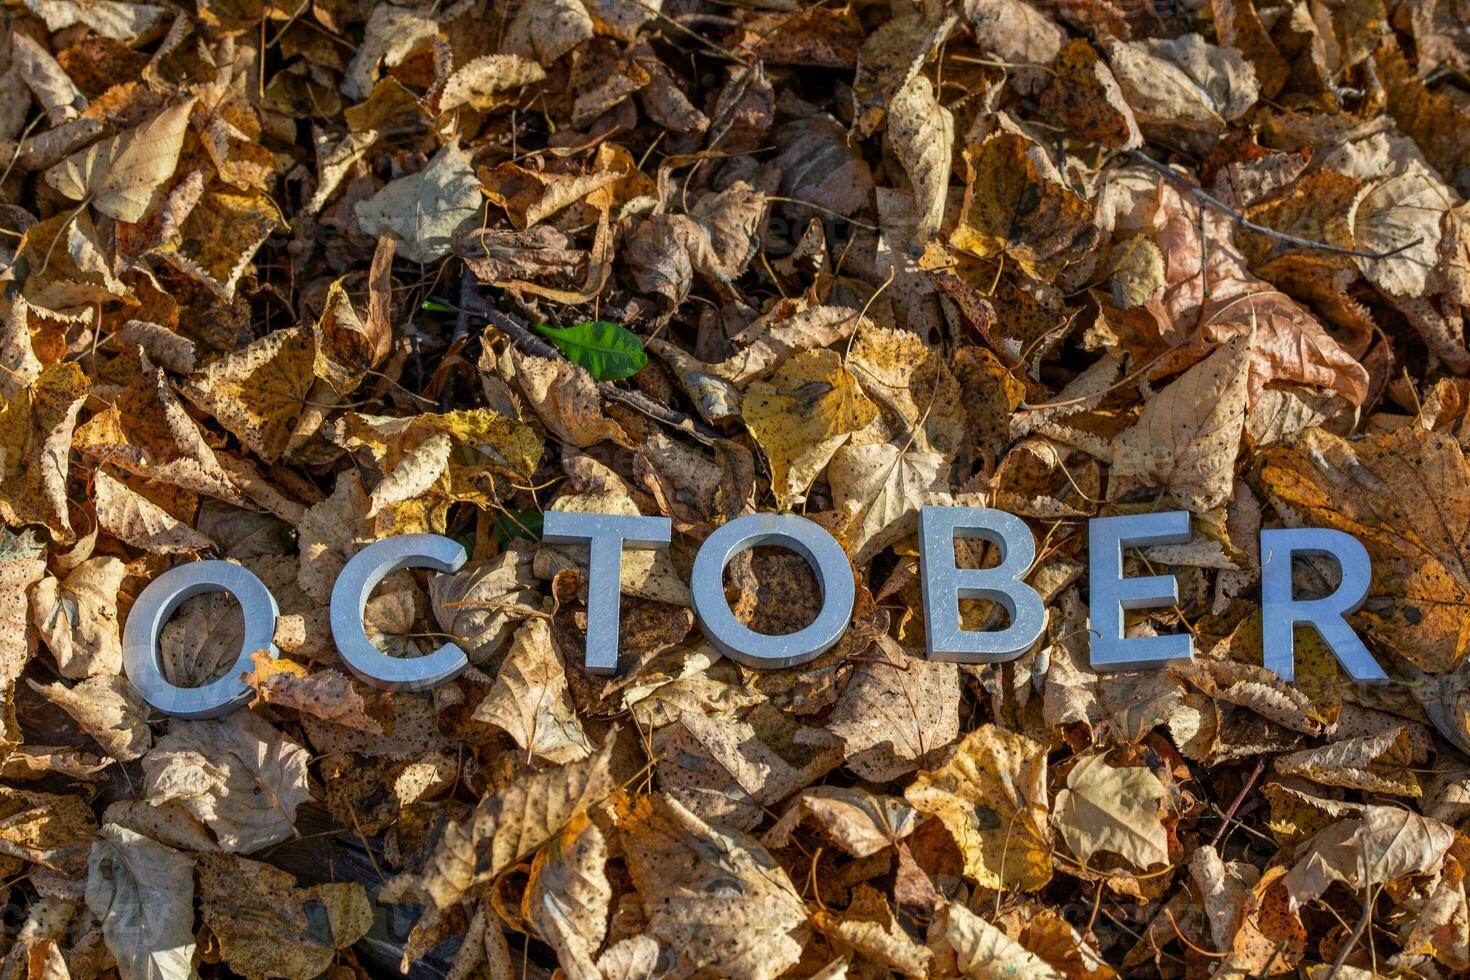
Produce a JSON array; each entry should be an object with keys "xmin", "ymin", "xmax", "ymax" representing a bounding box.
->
[{"xmin": 1261, "ymin": 528, "xmax": 1386, "ymax": 684}]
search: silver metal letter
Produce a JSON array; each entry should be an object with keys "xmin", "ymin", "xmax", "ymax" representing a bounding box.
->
[
  {"xmin": 919, "ymin": 506, "xmax": 1045, "ymax": 662},
  {"xmin": 690, "ymin": 513, "xmax": 854, "ymax": 669},
  {"xmin": 1261, "ymin": 527, "xmax": 1385, "ymax": 684},
  {"xmin": 330, "ymin": 534, "xmax": 469, "ymax": 690},
  {"xmin": 542, "ymin": 510, "xmax": 673, "ymax": 675},
  {"xmin": 1088, "ymin": 511, "xmax": 1193, "ymax": 671},
  {"xmin": 122, "ymin": 560, "xmax": 279, "ymax": 719}
]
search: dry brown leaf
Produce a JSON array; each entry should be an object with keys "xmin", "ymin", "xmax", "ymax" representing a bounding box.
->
[
  {"xmin": 764, "ymin": 785, "xmax": 919, "ymax": 858},
  {"xmin": 85, "ymin": 824, "xmax": 195, "ymax": 980},
  {"xmin": 45, "ymin": 98, "xmax": 195, "ymax": 222},
  {"xmin": 141, "ymin": 711, "xmax": 312, "ymax": 853},
  {"xmin": 828, "ymin": 441, "xmax": 952, "ymax": 566},
  {"xmin": 618, "ymin": 792, "xmax": 809, "ymax": 980},
  {"xmin": 472, "ymin": 617, "xmax": 591, "ymax": 764},
  {"xmin": 196, "ymin": 853, "xmax": 373, "ymax": 979},
  {"xmin": 30, "ymin": 556, "xmax": 127, "ymax": 679},
  {"xmin": 380, "ymin": 735, "xmax": 615, "ymax": 911},
  {"xmin": 240, "ymin": 651, "xmax": 382, "ymax": 734},
  {"xmin": 1052, "ymin": 753, "xmax": 1169, "ymax": 870},
  {"xmin": 1110, "ymin": 331, "xmax": 1251, "ymax": 511},
  {"xmin": 29, "ymin": 675, "xmax": 151, "ymax": 762},
  {"xmin": 525, "ymin": 812, "xmax": 610, "ymax": 980},
  {"xmin": 941, "ymin": 902, "xmax": 1064, "ymax": 980},
  {"xmin": 354, "ymin": 140, "xmax": 481, "ymax": 264},
  {"xmin": 93, "ymin": 470, "xmax": 214, "ymax": 555},
  {"xmin": 828, "ymin": 635, "xmax": 960, "ymax": 781},
  {"xmin": 0, "ymin": 361, "xmax": 88, "ymax": 540}
]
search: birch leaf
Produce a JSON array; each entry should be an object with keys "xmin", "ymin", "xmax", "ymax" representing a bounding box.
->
[{"xmin": 45, "ymin": 99, "xmax": 196, "ymax": 222}]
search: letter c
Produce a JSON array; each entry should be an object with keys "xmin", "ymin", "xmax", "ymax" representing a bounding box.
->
[{"xmin": 330, "ymin": 533, "xmax": 469, "ymax": 690}]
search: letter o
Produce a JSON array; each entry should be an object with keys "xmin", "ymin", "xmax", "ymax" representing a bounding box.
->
[
  {"xmin": 330, "ymin": 533, "xmax": 469, "ymax": 690},
  {"xmin": 690, "ymin": 514, "xmax": 855, "ymax": 669},
  {"xmin": 122, "ymin": 560, "xmax": 280, "ymax": 719}
]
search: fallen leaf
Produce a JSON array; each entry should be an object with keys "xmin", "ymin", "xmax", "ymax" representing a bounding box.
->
[
  {"xmin": 196, "ymin": 852, "xmax": 373, "ymax": 979},
  {"xmin": 1110, "ymin": 331, "xmax": 1251, "ymax": 511},
  {"xmin": 828, "ymin": 441, "xmax": 952, "ymax": 566},
  {"xmin": 45, "ymin": 98, "xmax": 195, "ymax": 222},
  {"xmin": 94, "ymin": 470, "xmax": 214, "ymax": 554},
  {"xmin": 525, "ymin": 812, "xmax": 610, "ymax": 979},
  {"xmin": 30, "ymin": 556, "xmax": 127, "ymax": 678},
  {"xmin": 141, "ymin": 711, "xmax": 312, "ymax": 853},
  {"xmin": 905, "ymin": 723, "xmax": 1052, "ymax": 891},
  {"xmin": 473, "ymin": 617, "xmax": 591, "ymax": 764},
  {"xmin": 1052, "ymin": 753, "xmax": 1170, "ymax": 870},
  {"xmin": 380, "ymin": 736, "xmax": 615, "ymax": 911},
  {"xmin": 941, "ymin": 902, "xmax": 1064, "ymax": 980},
  {"xmin": 0, "ymin": 362, "xmax": 88, "ymax": 540},
  {"xmin": 953, "ymin": 133, "xmax": 1100, "ymax": 279},
  {"xmin": 85, "ymin": 824, "xmax": 195, "ymax": 980},
  {"xmin": 354, "ymin": 140, "xmax": 482, "ymax": 263},
  {"xmin": 742, "ymin": 348, "xmax": 877, "ymax": 510},
  {"xmin": 618, "ymin": 792, "xmax": 809, "ymax": 980},
  {"xmin": 29, "ymin": 675, "xmax": 152, "ymax": 762}
]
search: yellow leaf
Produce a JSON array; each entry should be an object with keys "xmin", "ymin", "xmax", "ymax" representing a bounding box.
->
[
  {"xmin": 905, "ymin": 724, "xmax": 1052, "ymax": 891},
  {"xmin": 181, "ymin": 327, "xmax": 317, "ymax": 462},
  {"xmin": 0, "ymin": 361, "xmax": 88, "ymax": 540},
  {"xmin": 743, "ymin": 348, "xmax": 877, "ymax": 510},
  {"xmin": 952, "ymin": 132, "xmax": 1100, "ymax": 280},
  {"xmin": 157, "ymin": 186, "xmax": 285, "ymax": 301}
]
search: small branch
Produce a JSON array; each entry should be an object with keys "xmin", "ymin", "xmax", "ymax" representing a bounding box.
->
[
  {"xmin": 1208, "ymin": 756, "xmax": 1266, "ymax": 849},
  {"xmin": 1125, "ymin": 150, "xmax": 1423, "ymax": 261},
  {"xmin": 442, "ymin": 291, "xmax": 723, "ymax": 446}
]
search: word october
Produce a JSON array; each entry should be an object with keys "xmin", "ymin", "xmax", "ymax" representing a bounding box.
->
[{"xmin": 121, "ymin": 508, "xmax": 1388, "ymax": 719}]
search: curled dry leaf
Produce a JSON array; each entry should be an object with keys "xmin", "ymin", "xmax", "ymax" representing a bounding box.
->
[
  {"xmin": 29, "ymin": 674, "xmax": 151, "ymax": 762},
  {"xmin": 473, "ymin": 616, "xmax": 592, "ymax": 764}
]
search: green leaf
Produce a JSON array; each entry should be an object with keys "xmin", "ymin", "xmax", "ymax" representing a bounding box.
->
[
  {"xmin": 494, "ymin": 509, "xmax": 543, "ymax": 545},
  {"xmin": 533, "ymin": 321, "xmax": 647, "ymax": 381},
  {"xmin": 420, "ymin": 300, "xmax": 457, "ymax": 313}
]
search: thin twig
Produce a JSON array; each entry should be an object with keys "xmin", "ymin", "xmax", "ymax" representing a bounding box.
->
[
  {"xmin": 443, "ymin": 291, "xmax": 723, "ymax": 446},
  {"xmin": 1126, "ymin": 150, "xmax": 1424, "ymax": 261},
  {"xmin": 1208, "ymin": 756, "xmax": 1267, "ymax": 849}
]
